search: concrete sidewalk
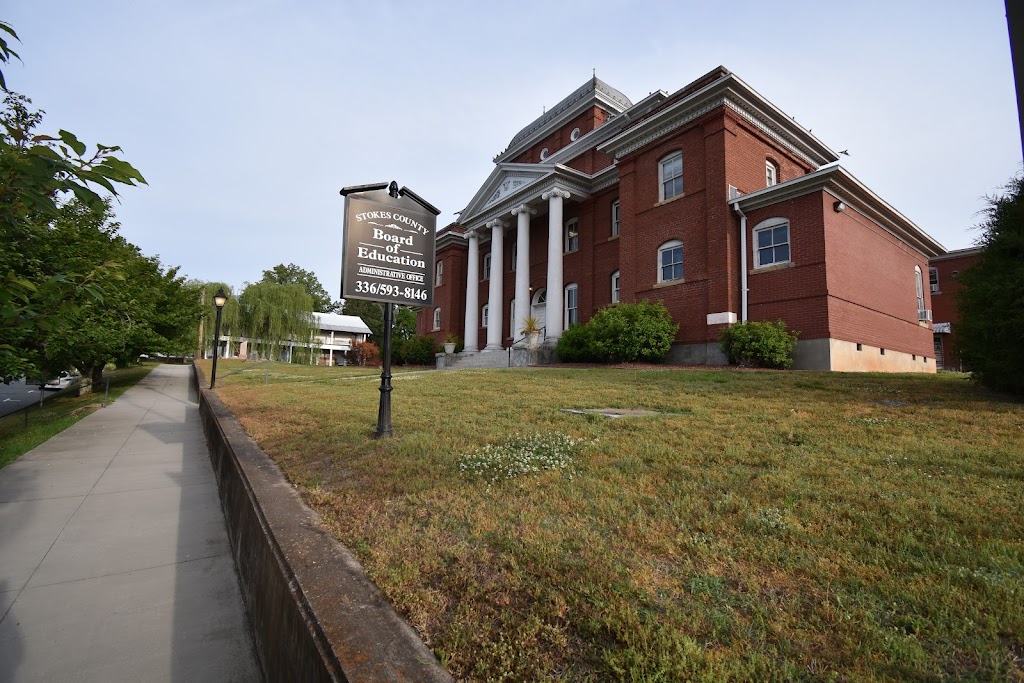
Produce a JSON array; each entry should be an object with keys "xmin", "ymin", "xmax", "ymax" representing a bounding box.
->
[{"xmin": 0, "ymin": 364, "xmax": 260, "ymax": 681}]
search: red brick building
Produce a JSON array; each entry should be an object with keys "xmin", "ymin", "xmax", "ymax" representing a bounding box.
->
[
  {"xmin": 928, "ymin": 247, "xmax": 982, "ymax": 370},
  {"xmin": 418, "ymin": 67, "xmax": 949, "ymax": 372}
]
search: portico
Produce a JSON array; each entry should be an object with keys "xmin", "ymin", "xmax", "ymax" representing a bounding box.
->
[{"xmin": 464, "ymin": 184, "xmax": 577, "ymax": 352}]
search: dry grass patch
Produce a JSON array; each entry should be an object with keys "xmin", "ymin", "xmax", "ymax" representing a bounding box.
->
[{"xmin": 201, "ymin": 360, "xmax": 1024, "ymax": 681}]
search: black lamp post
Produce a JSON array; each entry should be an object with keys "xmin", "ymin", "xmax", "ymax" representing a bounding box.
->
[{"xmin": 209, "ymin": 288, "xmax": 228, "ymax": 389}]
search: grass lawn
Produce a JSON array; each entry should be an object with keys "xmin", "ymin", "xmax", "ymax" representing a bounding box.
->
[
  {"xmin": 202, "ymin": 359, "xmax": 1024, "ymax": 681},
  {"xmin": 0, "ymin": 364, "xmax": 155, "ymax": 469}
]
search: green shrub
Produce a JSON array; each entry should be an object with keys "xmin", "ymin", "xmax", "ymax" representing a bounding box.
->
[
  {"xmin": 589, "ymin": 300, "xmax": 678, "ymax": 362},
  {"xmin": 556, "ymin": 301, "xmax": 678, "ymax": 363},
  {"xmin": 719, "ymin": 320, "xmax": 798, "ymax": 369},
  {"xmin": 556, "ymin": 322, "xmax": 600, "ymax": 362},
  {"xmin": 393, "ymin": 335, "xmax": 437, "ymax": 365}
]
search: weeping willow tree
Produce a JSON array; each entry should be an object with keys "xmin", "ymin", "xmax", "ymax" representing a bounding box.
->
[
  {"xmin": 237, "ymin": 281, "xmax": 316, "ymax": 362},
  {"xmin": 199, "ymin": 282, "xmax": 240, "ymax": 357}
]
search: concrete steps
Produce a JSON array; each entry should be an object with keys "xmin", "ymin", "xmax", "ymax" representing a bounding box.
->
[{"xmin": 445, "ymin": 350, "xmax": 513, "ymax": 369}]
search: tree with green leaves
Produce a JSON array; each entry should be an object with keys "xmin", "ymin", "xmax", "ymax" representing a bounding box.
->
[
  {"xmin": 31, "ymin": 200, "xmax": 200, "ymax": 392},
  {"xmin": 237, "ymin": 280, "xmax": 316, "ymax": 362},
  {"xmin": 956, "ymin": 176, "xmax": 1024, "ymax": 395},
  {"xmin": 1, "ymin": 22, "xmax": 147, "ymax": 382},
  {"xmin": 261, "ymin": 263, "xmax": 338, "ymax": 312}
]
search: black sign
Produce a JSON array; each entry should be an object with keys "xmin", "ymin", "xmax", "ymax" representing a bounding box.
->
[{"xmin": 341, "ymin": 185, "xmax": 437, "ymax": 307}]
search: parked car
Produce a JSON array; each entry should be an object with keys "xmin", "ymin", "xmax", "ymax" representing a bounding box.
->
[{"xmin": 43, "ymin": 371, "xmax": 77, "ymax": 391}]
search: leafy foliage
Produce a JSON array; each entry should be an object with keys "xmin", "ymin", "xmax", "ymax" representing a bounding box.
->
[
  {"xmin": 0, "ymin": 44, "xmax": 148, "ymax": 382},
  {"xmin": 350, "ymin": 340, "xmax": 380, "ymax": 366},
  {"xmin": 556, "ymin": 301, "xmax": 678, "ymax": 363},
  {"xmin": 555, "ymin": 320, "xmax": 600, "ymax": 362},
  {"xmin": 0, "ymin": 21, "xmax": 19, "ymax": 93},
  {"xmin": 8, "ymin": 199, "xmax": 200, "ymax": 388},
  {"xmin": 719, "ymin": 320, "xmax": 799, "ymax": 369},
  {"xmin": 236, "ymin": 281, "xmax": 315, "ymax": 362},
  {"xmin": 261, "ymin": 263, "xmax": 337, "ymax": 313},
  {"xmin": 957, "ymin": 176, "xmax": 1024, "ymax": 394},
  {"xmin": 393, "ymin": 334, "xmax": 437, "ymax": 365}
]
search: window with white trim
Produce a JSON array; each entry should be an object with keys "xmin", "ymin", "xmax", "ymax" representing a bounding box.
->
[
  {"xmin": 564, "ymin": 283, "xmax": 578, "ymax": 327},
  {"xmin": 766, "ymin": 160, "xmax": 778, "ymax": 187},
  {"xmin": 432, "ymin": 307, "xmax": 441, "ymax": 331},
  {"xmin": 658, "ymin": 240, "xmax": 683, "ymax": 283},
  {"xmin": 482, "ymin": 252, "xmax": 491, "ymax": 280},
  {"xmin": 481, "ymin": 304, "xmax": 489, "ymax": 328},
  {"xmin": 659, "ymin": 152, "xmax": 683, "ymax": 201},
  {"xmin": 929, "ymin": 267, "xmax": 939, "ymax": 293},
  {"xmin": 570, "ymin": 127, "xmax": 581, "ymax": 141},
  {"xmin": 611, "ymin": 200, "xmax": 620, "ymax": 237},
  {"xmin": 435, "ymin": 260, "xmax": 443, "ymax": 286},
  {"xmin": 753, "ymin": 219, "xmax": 790, "ymax": 268},
  {"xmin": 564, "ymin": 218, "xmax": 579, "ymax": 253},
  {"xmin": 915, "ymin": 266, "xmax": 925, "ymax": 315},
  {"xmin": 611, "ymin": 270, "xmax": 620, "ymax": 303},
  {"xmin": 540, "ymin": 147, "xmax": 549, "ymax": 160},
  {"xmin": 510, "ymin": 299, "xmax": 515, "ymax": 334},
  {"xmin": 510, "ymin": 242, "xmax": 517, "ymax": 271}
]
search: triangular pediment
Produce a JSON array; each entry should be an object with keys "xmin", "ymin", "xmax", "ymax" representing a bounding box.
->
[{"xmin": 459, "ymin": 164, "xmax": 552, "ymax": 226}]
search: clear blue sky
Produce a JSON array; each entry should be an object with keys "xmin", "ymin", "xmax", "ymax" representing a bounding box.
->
[{"xmin": 5, "ymin": 1, "xmax": 1020, "ymax": 299}]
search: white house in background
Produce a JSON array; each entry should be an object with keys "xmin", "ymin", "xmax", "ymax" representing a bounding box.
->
[
  {"xmin": 209, "ymin": 312, "xmax": 372, "ymax": 365},
  {"xmin": 311, "ymin": 312, "xmax": 372, "ymax": 366}
]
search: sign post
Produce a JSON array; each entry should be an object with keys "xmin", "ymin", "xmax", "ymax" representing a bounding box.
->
[{"xmin": 340, "ymin": 181, "xmax": 439, "ymax": 438}]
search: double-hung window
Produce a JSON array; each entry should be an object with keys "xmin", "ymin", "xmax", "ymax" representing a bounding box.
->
[
  {"xmin": 565, "ymin": 284, "xmax": 578, "ymax": 327},
  {"xmin": 564, "ymin": 218, "xmax": 579, "ymax": 253},
  {"xmin": 658, "ymin": 240, "xmax": 683, "ymax": 283},
  {"xmin": 611, "ymin": 200, "xmax": 620, "ymax": 237},
  {"xmin": 766, "ymin": 160, "xmax": 779, "ymax": 187},
  {"xmin": 482, "ymin": 252, "xmax": 491, "ymax": 280},
  {"xmin": 659, "ymin": 152, "xmax": 683, "ymax": 201},
  {"xmin": 929, "ymin": 267, "xmax": 939, "ymax": 293},
  {"xmin": 753, "ymin": 220, "xmax": 790, "ymax": 268},
  {"xmin": 435, "ymin": 260, "xmax": 443, "ymax": 286},
  {"xmin": 432, "ymin": 308, "xmax": 441, "ymax": 331},
  {"xmin": 915, "ymin": 266, "xmax": 925, "ymax": 316},
  {"xmin": 611, "ymin": 270, "xmax": 620, "ymax": 303},
  {"xmin": 481, "ymin": 304, "xmax": 489, "ymax": 328}
]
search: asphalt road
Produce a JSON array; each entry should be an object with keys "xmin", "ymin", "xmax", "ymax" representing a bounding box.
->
[{"xmin": 0, "ymin": 380, "xmax": 44, "ymax": 419}]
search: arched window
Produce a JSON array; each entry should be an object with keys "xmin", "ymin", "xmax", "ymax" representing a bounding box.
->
[
  {"xmin": 564, "ymin": 283, "xmax": 579, "ymax": 327},
  {"xmin": 611, "ymin": 270, "xmax": 621, "ymax": 303},
  {"xmin": 659, "ymin": 152, "xmax": 683, "ymax": 201},
  {"xmin": 658, "ymin": 240, "xmax": 683, "ymax": 283},
  {"xmin": 432, "ymin": 308, "xmax": 441, "ymax": 331},
  {"xmin": 766, "ymin": 159, "xmax": 779, "ymax": 187},
  {"xmin": 752, "ymin": 218, "xmax": 790, "ymax": 269}
]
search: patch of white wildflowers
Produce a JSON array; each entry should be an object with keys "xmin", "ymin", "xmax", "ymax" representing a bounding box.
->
[{"xmin": 458, "ymin": 432, "xmax": 582, "ymax": 484}]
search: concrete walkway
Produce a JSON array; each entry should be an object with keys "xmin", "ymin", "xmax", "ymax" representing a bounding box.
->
[{"xmin": 0, "ymin": 364, "xmax": 260, "ymax": 681}]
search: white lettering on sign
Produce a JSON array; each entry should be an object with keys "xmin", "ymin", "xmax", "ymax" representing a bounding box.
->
[{"xmin": 355, "ymin": 210, "xmax": 428, "ymax": 235}]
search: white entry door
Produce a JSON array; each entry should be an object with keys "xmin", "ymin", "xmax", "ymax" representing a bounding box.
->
[{"xmin": 531, "ymin": 289, "xmax": 547, "ymax": 339}]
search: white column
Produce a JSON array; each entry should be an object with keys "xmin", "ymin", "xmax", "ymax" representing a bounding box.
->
[
  {"xmin": 542, "ymin": 188, "xmax": 570, "ymax": 341},
  {"xmin": 484, "ymin": 218, "xmax": 507, "ymax": 351},
  {"xmin": 464, "ymin": 229, "xmax": 480, "ymax": 353},
  {"xmin": 511, "ymin": 204, "xmax": 535, "ymax": 339}
]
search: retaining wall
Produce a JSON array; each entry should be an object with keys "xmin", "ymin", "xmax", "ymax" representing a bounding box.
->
[{"xmin": 192, "ymin": 364, "xmax": 451, "ymax": 682}]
